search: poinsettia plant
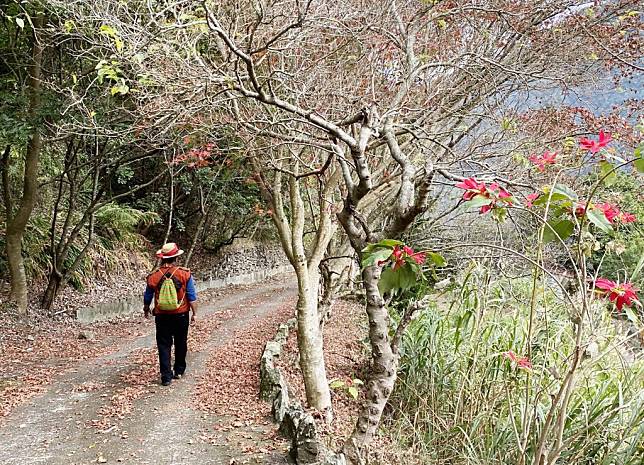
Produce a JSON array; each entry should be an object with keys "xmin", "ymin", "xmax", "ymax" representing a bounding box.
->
[
  {"xmin": 455, "ymin": 178, "xmax": 514, "ymax": 222},
  {"xmin": 594, "ymin": 278, "xmax": 640, "ymax": 312},
  {"xmin": 361, "ymin": 239, "xmax": 445, "ymax": 295},
  {"xmin": 520, "ymin": 133, "xmax": 640, "ymax": 245}
]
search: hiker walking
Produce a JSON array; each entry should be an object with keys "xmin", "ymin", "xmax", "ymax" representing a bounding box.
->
[{"xmin": 143, "ymin": 243, "xmax": 198, "ymax": 386}]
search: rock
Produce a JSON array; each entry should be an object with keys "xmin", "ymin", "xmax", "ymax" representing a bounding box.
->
[
  {"xmin": 272, "ymin": 383, "xmax": 289, "ymax": 423},
  {"xmin": 294, "ymin": 415, "xmax": 321, "ymax": 464},
  {"xmin": 322, "ymin": 453, "xmax": 347, "ymax": 465},
  {"xmin": 78, "ymin": 330, "xmax": 95, "ymax": 340},
  {"xmin": 26, "ymin": 335, "xmax": 35, "ymax": 341}
]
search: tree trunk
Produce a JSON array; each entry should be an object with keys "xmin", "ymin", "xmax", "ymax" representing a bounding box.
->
[
  {"xmin": 184, "ymin": 183, "xmax": 206, "ymax": 267},
  {"xmin": 343, "ymin": 265, "xmax": 399, "ymax": 463},
  {"xmin": 184, "ymin": 207, "xmax": 207, "ymax": 267},
  {"xmin": 4, "ymin": 14, "xmax": 44, "ymax": 314},
  {"xmin": 295, "ymin": 266, "xmax": 333, "ymax": 417},
  {"xmin": 41, "ymin": 271, "xmax": 62, "ymax": 311},
  {"xmin": 5, "ymin": 232, "xmax": 29, "ymax": 312}
]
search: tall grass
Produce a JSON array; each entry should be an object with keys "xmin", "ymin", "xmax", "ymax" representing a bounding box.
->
[{"xmin": 386, "ymin": 263, "xmax": 644, "ymax": 464}]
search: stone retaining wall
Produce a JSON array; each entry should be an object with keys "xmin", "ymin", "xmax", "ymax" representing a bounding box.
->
[
  {"xmin": 259, "ymin": 319, "xmax": 346, "ymax": 465},
  {"xmin": 196, "ymin": 238, "xmax": 287, "ymax": 282},
  {"xmin": 76, "ymin": 240, "xmax": 289, "ymax": 324}
]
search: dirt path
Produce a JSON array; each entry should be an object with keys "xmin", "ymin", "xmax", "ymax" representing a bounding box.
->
[{"xmin": 0, "ymin": 276, "xmax": 296, "ymax": 465}]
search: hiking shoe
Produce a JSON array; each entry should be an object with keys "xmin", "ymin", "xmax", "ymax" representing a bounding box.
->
[
  {"xmin": 161, "ymin": 379, "xmax": 172, "ymax": 386},
  {"xmin": 173, "ymin": 373, "xmax": 183, "ymax": 380}
]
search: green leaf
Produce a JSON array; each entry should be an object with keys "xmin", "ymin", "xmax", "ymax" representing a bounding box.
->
[
  {"xmin": 630, "ymin": 253, "xmax": 644, "ymax": 281},
  {"xmin": 377, "ymin": 239, "xmax": 404, "ymax": 248},
  {"xmin": 378, "ymin": 264, "xmax": 417, "ymax": 294},
  {"xmin": 329, "ymin": 379, "xmax": 345, "ymax": 389},
  {"xmin": 587, "ymin": 209, "xmax": 613, "ymax": 233},
  {"xmin": 362, "ymin": 239, "xmax": 401, "ymax": 254},
  {"xmin": 598, "ymin": 160, "xmax": 617, "ymax": 186},
  {"xmin": 110, "ymin": 80, "xmax": 129, "ymax": 96},
  {"xmin": 361, "ymin": 247, "xmax": 393, "ymax": 268},
  {"xmin": 64, "ymin": 20, "xmax": 75, "ymax": 33},
  {"xmin": 624, "ymin": 307, "xmax": 640, "ymax": 326},
  {"xmin": 352, "ymin": 378, "xmax": 364, "ymax": 386},
  {"xmin": 552, "ymin": 184, "xmax": 578, "ymax": 201},
  {"xmin": 427, "ymin": 252, "xmax": 446, "ymax": 267},
  {"xmin": 347, "ymin": 386, "xmax": 359, "ymax": 400},
  {"xmin": 533, "ymin": 192, "xmax": 571, "ymax": 207},
  {"xmin": 99, "ymin": 24, "xmax": 118, "ymax": 37},
  {"xmin": 635, "ymin": 158, "xmax": 644, "ymax": 174},
  {"xmin": 543, "ymin": 219, "xmax": 575, "ymax": 244},
  {"xmin": 466, "ymin": 195, "xmax": 492, "ymax": 209}
]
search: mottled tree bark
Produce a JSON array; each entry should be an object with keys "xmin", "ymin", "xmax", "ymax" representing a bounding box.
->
[
  {"xmin": 253, "ymin": 161, "xmax": 340, "ymax": 418},
  {"xmin": 4, "ymin": 14, "xmax": 44, "ymax": 313},
  {"xmin": 343, "ymin": 265, "xmax": 399, "ymax": 463}
]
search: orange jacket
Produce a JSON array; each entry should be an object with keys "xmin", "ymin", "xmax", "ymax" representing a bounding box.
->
[{"xmin": 145, "ymin": 265, "xmax": 193, "ymax": 315}]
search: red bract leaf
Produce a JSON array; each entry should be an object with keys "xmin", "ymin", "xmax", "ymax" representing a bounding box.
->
[
  {"xmin": 620, "ymin": 212, "xmax": 636, "ymax": 223},
  {"xmin": 517, "ymin": 357, "xmax": 532, "ymax": 370},
  {"xmin": 503, "ymin": 351, "xmax": 532, "ymax": 371},
  {"xmin": 526, "ymin": 193, "xmax": 540, "ymax": 208},
  {"xmin": 529, "ymin": 151, "xmax": 557, "ymax": 172},
  {"xmin": 455, "ymin": 178, "xmax": 487, "ymax": 200},
  {"xmin": 594, "ymin": 278, "xmax": 639, "ymax": 311},
  {"xmin": 503, "ymin": 350, "xmax": 518, "ymax": 363},
  {"xmin": 579, "ymin": 130, "xmax": 612, "ymax": 153},
  {"xmin": 410, "ymin": 252, "xmax": 426, "ymax": 265},
  {"xmin": 595, "ymin": 202, "xmax": 620, "ymax": 224}
]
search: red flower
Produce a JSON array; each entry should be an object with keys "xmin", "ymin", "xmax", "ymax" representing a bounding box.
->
[
  {"xmin": 574, "ymin": 201, "xmax": 589, "ymax": 218},
  {"xmin": 579, "ymin": 130, "xmax": 611, "ymax": 154},
  {"xmin": 503, "ymin": 350, "xmax": 518, "ymax": 363},
  {"xmin": 503, "ymin": 351, "xmax": 532, "ymax": 371},
  {"xmin": 542, "ymin": 150, "xmax": 557, "ymax": 164},
  {"xmin": 620, "ymin": 212, "xmax": 636, "ymax": 223},
  {"xmin": 498, "ymin": 189, "xmax": 512, "ymax": 200},
  {"xmin": 517, "ymin": 357, "xmax": 532, "ymax": 370},
  {"xmin": 455, "ymin": 179, "xmax": 513, "ymax": 215},
  {"xmin": 391, "ymin": 246, "xmax": 405, "ymax": 270},
  {"xmin": 529, "ymin": 151, "xmax": 557, "ymax": 172},
  {"xmin": 480, "ymin": 204, "xmax": 493, "ymax": 214},
  {"xmin": 526, "ymin": 193, "xmax": 540, "ymax": 208},
  {"xmin": 594, "ymin": 278, "xmax": 640, "ymax": 311},
  {"xmin": 410, "ymin": 252, "xmax": 426, "ymax": 265},
  {"xmin": 455, "ymin": 177, "xmax": 487, "ymax": 201},
  {"xmin": 595, "ymin": 203, "xmax": 637, "ymax": 225},
  {"xmin": 595, "ymin": 203, "xmax": 620, "ymax": 224}
]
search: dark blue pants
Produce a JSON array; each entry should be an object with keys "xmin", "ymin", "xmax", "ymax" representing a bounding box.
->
[{"xmin": 155, "ymin": 312, "xmax": 190, "ymax": 382}]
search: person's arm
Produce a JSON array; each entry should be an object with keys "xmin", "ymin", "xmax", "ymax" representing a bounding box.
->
[
  {"xmin": 186, "ymin": 275, "xmax": 198, "ymax": 324},
  {"xmin": 143, "ymin": 283, "xmax": 155, "ymax": 319}
]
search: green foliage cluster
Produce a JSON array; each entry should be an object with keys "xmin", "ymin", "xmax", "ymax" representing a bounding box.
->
[{"xmin": 0, "ymin": 203, "xmax": 158, "ymax": 290}]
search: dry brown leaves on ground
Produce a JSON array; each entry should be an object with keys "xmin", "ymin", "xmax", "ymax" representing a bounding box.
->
[
  {"xmin": 88, "ymin": 347, "xmax": 158, "ymax": 430},
  {"xmin": 277, "ymin": 299, "xmax": 368, "ymax": 450},
  {"xmin": 195, "ymin": 302, "xmax": 294, "ymax": 425},
  {"xmin": 0, "ymin": 309, "xmax": 146, "ymax": 420}
]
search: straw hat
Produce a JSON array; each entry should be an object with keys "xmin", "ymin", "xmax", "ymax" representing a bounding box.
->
[{"xmin": 156, "ymin": 242, "xmax": 184, "ymax": 259}]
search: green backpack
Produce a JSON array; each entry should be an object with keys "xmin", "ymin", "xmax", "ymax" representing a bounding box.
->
[{"xmin": 157, "ymin": 268, "xmax": 183, "ymax": 311}]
